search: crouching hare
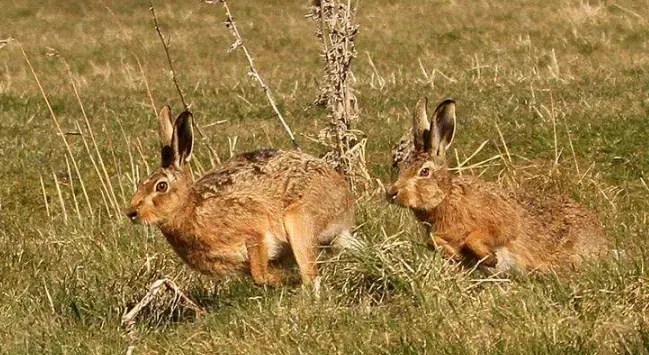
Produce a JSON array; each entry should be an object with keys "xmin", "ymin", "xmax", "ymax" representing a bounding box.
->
[
  {"xmin": 126, "ymin": 106, "xmax": 355, "ymax": 286},
  {"xmin": 387, "ymin": 98, "xmax": 608, "ymax": 273}
]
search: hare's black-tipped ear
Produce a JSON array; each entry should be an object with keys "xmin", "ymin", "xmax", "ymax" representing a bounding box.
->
[
  {"xmin": 158, "ymin": 105, "xmax": 175, "ymax": 168},
  {"xmin": 171, "ymin": 111, "xmax": 194, "ymax": 168},
  {"xmin": 412, "ymin": 97, "xmax": 432, "ymax": 152},
  {"xmin": 430, "ymin": 98, "xmax": 456, "ymax": 157}
]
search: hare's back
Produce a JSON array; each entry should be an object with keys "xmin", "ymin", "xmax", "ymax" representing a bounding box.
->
[
  {"xmin": 555, "ymin": 199, "xmax": 608, "ymax": 260},
  {"xmin": 194, "ymin": 149, "xmax": 345, "ymax": 203},
  {"xmin": 518, "ymin": 192, "xmax": 607, "ymax": 263},
  {"xmin": 193, "ymin": 148, "xmax": 279, "ymax": 194}
]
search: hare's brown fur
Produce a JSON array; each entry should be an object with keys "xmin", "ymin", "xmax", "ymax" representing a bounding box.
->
[
  {"xmin": 127, "ymin": 107, "xmax": 355, "ymax": 285},
  {"xmin": 388, "ymin": 98, "xmax": 607, "ymax": 273}
]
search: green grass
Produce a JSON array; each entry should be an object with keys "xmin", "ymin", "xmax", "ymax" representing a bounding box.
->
[{"xmin": 1, "ymin": 0, "xmax": 648, "ymax": 353}]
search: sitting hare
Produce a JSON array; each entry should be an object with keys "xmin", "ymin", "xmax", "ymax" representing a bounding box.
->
[
  {"xmin": 125, "ymin": 106, "xmax": 355, "ymax": 285},
  {"xmin": 387, "ymin": 98, "xmax": 608, "ymax": 273}
]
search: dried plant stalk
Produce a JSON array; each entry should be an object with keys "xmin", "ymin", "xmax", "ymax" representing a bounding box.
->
[
  {"xmin": 149, "ymin": 4, "xmax": 187, "ymax": 110},
  {"xmin": 0, "ymin": 37, "xmax": 13, "ymax": 50},
  {"xmin": 18, "ymin": 41, "xmax": 100, "ymax": 219},
  {"xmin": 205, "ymin": 0, "xmax": 301, "ymax": 151},
  {"xmin": 64, "ymin": 155, "xmax": 83, "ymax": 222},
  {"xmin": 308, "ymin": 0, "xmax": 370, "ymax": 190},
  {"xmin": 52, "ymin": 171, "xmax": 68, "ymax": 225},
  {"xmin": 39, "ymin": 175, "xmax": 51, "ymax": 219},
  {"xmin": 121, "ymin": 278, "xmax": 204, "ymax": 330},
  {"xmin": 149, "ymin": 2, "xmax": 221, "ymax": 167}
]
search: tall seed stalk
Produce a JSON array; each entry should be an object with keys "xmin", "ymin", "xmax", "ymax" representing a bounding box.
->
[{"xmin": 309, "ymin": 0, "xmax": 370, "ymax": 191}]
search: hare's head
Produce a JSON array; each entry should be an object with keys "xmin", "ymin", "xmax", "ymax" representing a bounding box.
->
[
  {"xmin": 387, "ymin": 98, "xmax": 456, "ymax": 210},
  {"xmin": 125, "ymin": 106, "xmax": 194, "ymax": 225}
]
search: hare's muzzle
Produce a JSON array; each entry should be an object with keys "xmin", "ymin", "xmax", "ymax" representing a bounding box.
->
[{"xmin": 124, "ymin": 207, "xmax": 139, "ymax": 223}]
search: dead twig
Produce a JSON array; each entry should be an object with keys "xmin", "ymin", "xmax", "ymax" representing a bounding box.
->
[
  {"xmin": 0, "ymin": 37, "xmax": 14, "ymax": 50},
  {"xmin": 640, "ymin": 177, "xmax": 649, "ymax": 193},
  {"xmin": 205, "ymin": 0, "xmax": 301, "ymax": 151},
  {"xmin": 494, "ymin": 121, "xmax": 512, "ymax": 163},
  {"xmin": 149, "ymin": 2, "xmax": 221, "ymax": 166},
  {"xmin": 121, "ymin": 278, "xmax": 204, "ymax": 330},
  {"xmin": 149, "ymin": 3, "xmax": 187, "ymax": 109},
  {"xmin": 308, "ymin": 0, "xmax": 369, "ymax": 190},
  {"xmin": 611, "ymin": 3, "xmax": 646, "ymax": 23}
]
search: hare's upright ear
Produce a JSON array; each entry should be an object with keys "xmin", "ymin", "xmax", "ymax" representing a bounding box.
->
[
  {"xmin": 158, "ymin": 106, "xmax": 175, "ymax": 168},
  {"xmin": 430, "ymin": 99, "xmax": 456, "ymax": 158},
  {"xmin": 412, "ymin": 97, "xmax": 432, "ymax": 153},
  {"xmin": 171, "ymin": 111, "xmax": 194, "ymax": 168}
]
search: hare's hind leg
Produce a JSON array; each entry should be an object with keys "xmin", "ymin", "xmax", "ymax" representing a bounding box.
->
[
  {"xmin": 283, "ymin": 205, "xmax": 319, "ymax": 285},
  {"xmin": 464, "ymin": 229, "xmax": 498, "ymax": 267},
  {"xmin": 319, "ymin": 207, "xmax": 358, "ymax": 250}
]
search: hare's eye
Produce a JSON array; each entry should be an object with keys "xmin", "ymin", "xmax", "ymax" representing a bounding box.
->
[
  {"xmin": 155, "ymin": 181, "xmax": 168, "ymax": 193},
  {"xmin": 419, "ymin": 168, "xmax": 430, "ymax": 177}
]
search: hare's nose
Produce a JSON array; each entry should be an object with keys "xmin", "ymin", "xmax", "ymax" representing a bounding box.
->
[{"xmin": 124, "ymin": 208, "xmax": 138, "ymax": 222}]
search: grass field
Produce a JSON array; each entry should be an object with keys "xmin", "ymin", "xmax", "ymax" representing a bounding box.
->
[{"xmin": 1, "ymin": 0, "xmax": 648, "ymax": 353}]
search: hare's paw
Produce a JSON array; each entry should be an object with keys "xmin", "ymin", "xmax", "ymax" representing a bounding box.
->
[
  {"xmin": 259, "ymin": 270, "xmax": 285, "ymax": 287},
  {"xmin": 428, "ymin": 234, "xmax": 463, "ymax": 262}
]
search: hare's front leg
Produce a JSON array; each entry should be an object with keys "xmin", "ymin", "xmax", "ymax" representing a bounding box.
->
[
  {"xmin": 246, "ymin": 234, "xmax": 283, "ymax": 286},
  {"xmin": 463, "ymin": 229, "xmax": 497, "ymax": 267},
  {"xmin": 427, "ymin": 231, "xmax": 462, "ymax": 261}
]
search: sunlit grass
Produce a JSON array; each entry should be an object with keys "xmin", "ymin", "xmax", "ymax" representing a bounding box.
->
[{"xmin": 0, "ymin": 0, "xmax": 648, "ymax": 353}]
